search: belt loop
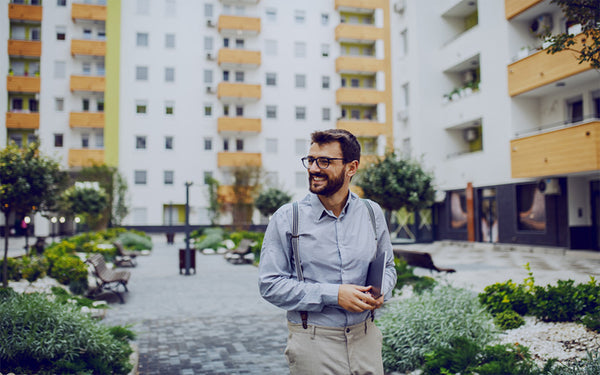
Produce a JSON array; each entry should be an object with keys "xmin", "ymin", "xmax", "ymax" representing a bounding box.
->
[
  {"xmin": 311, "ymin": 325, "xmax": 316, "ymax": 340},
  {"xmin": 364, "ymin": 319, "xmax": 368, "ymax": 334}
]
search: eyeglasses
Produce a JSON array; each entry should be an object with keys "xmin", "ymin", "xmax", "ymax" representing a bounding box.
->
[{"xmin": 301, "ymin": 156, "xmax": 345, "ymax": 169}]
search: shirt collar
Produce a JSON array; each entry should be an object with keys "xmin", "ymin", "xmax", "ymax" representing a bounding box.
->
[{"xmin": 309, "ymin": 190, "xmax": 359, "ymax": 222}]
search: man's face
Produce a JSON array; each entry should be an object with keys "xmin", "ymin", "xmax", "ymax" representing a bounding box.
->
[{"xmin": 307, "ymin": 142, "xmax": 347, "ymax": 197}]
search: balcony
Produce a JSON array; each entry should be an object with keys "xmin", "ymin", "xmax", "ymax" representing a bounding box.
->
[
  {"xmin": 218, "ymin": 15, "xmax": 260, "ymax": 36},
  {"xmin": 217, "ymin": 152, "xmax": 262, "ymax": 167},
  {"xmin": 8, "ymin": 3, "xmax": 42, "ymax": 22},
  {"xmin": 71, "ymin": 3, "xmax": 107, "ymax": 21},
  {"xmin": 217, "ymin": 82, "xmax": 261, "ymax": 102},
  {"xmin": 336, "ymin": 120, "xmax": 387, "ymax": 137},
  {"xmin": 505, "ymin": 0, "xmax": 544, "ymax": 20},
  {"xmin": 7, "ymin": 76, "xmax": 40, "ymax": 93},
  {"xmin": 70, "ymin": 75, "xmax": 105, "ymax": 92},
  {"xmin": 335, "ymin": 0, "xmax": 387, "ymax": 11},
  {"xmin": 507, "ymin": 35, "xmax": 593, "ymax": 97},
  {"xmin": 71, "ymin": 39, "xmax": 106, "ymax": 56},
  {"xmin": 217, "ymin": 185, "xmax": 254, "ymax": 204},
  {"xmin": 336, "ymin": 88, "xmax": 386, "ymax": 105},
  {"xmin": 5, "ymin": 112, "xmax": 39, "ymax": 129},
  {"xmin": 219, "ymin": 0, "xmax": 259, "ymax": 4},
  {"xmin": 335, "ymin": 24, "xmax": 384, "ymax": 43},
  {"xmin": 218, "ymin": 49, "xmax": 261, "ymax": 69},
  {"xmin": 510, "ymin": 121, "xmax": 600, "ymax": 178},
  {"xmin": 336, "ymin": 56, "xmax": 385, "ymax": 74},
  {"xmin": 69, "ymin": 112, "xmax": 105, "ymax": 128},
  {"xmin": 217, "ymin": 117, "xmax": 261, "ymax": 133},
  {"xmin": 8, "ymin": 40, "xmax": 42, "ymax": 57},
  {"xmin": 68, "ymin": 149, "xmax": 105, "ymax": 168}
]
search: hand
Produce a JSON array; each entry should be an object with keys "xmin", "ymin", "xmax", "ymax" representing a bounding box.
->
[{"xmin": 338, "ymin": 284, "xmax": 383, "ymax": 313}]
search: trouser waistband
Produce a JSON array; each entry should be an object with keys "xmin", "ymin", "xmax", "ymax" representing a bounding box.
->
[{"xmin": 288, "ymin": 319, "xmax": 373, "ymax": 336}]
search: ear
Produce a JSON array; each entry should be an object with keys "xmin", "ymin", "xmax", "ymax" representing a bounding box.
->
[{"xmin": 345, "ymin": 160, "xmax": 359, "ymax": 178}]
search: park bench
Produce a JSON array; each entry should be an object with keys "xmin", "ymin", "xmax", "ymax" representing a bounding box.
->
[
  {"xmin": 224, "ymin": 238, "xmax": 254, "ymax": 264},
  {"xmin": 86, "ymin": 253, "xmax": 131, "ymax": 303},
  {"xmin": 113, "ymin": 240, "xmax": 140, "ymax": 267},
  {"xmin": 394, "ymin": 249, "xmax": 456, "ymax": 273}
]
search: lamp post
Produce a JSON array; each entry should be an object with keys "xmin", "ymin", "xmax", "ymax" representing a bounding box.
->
[
  {"xmin": 50, "ymin": 217, "xmax": 57, "ymax": 243},
  {"xmin": 23, "ymin": 216, "xmax": 30, "ymax": 254},
  {"xmin": 59, "ymin": 217, "xmax": 65, "ymax": 239},
  {"xmin": 74, "ymin": 217, "xmax": 81, "ymax": 234},
  {"xmin": 184, "ymin": 181, "xmax": 193, "ymax": 275}
]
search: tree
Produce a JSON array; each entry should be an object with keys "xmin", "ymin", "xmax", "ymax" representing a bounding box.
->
[
  {"xmin": 356, "ymin": 152, "xmax": 435, "ymax": 231},
  {"xmin": 219, "ymin": 166, "xmax": 262, "ymax": 228},
  {"xmin": 60, "ymin": 183, "xmax": 109, "ymax": 230},
  {"xmin": 255, "ymin": 188, "xmax": 292, "ymax": 218},
  {"xmin": 205, "ymin": 176, "xmax": 222, "ymax": 226},
  {"xmin": 77, "ymin": 165, "xmax": 129, "ymax": 227},
  {"xmin": 0, "ymin": 142, "xmax": 66, "ymax": 287},
  {"xmin": 543, "ymin": 0, "xmax": 600, "ymax": 69}
]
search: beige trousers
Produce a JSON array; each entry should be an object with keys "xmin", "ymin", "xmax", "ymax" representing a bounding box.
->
[{"xmin": 285, "ymin": 319, "xmax": 384, "ymax": 375}]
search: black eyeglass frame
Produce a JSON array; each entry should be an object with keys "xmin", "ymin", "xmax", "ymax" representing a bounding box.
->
[{"xmin": 301, "ymin": 156, "xmax": 345, "ymax": 169}]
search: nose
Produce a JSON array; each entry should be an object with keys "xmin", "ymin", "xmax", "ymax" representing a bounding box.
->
[{"xmin": 308, "ymin": 161, "xmax": 322, "ymax": 173}]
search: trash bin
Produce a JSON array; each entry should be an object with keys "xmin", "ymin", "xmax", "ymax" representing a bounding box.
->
[
  {"xmin": 166, "ymin": 232, "xmax": 175, "ymax": 244},
  {"xmin": 179, "ymin": 248, "xmax": 196, "ymax": 274}
]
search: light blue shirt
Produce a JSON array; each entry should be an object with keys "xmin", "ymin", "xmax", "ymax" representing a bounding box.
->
[{"xmin": 258, "ymin": 191, "xmax": 397, "ymax": 328}]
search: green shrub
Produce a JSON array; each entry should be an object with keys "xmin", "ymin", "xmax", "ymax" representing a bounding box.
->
[
  {"xmin": 479, "ymin": 279, "xmax": 531, "ymax": 316},
  {"xmin": 229, "ymin": 230, "xmax": 265, "ymax": 260},
  {"xmin": 377, "ymin": 285, "xmax": 497, "ymax": 373},
  {"xmin": 494, "ymin": 309, "xmax": 525, "ymax": 330},
  {"xmin": 117, "ymin": 231, "xmax": 153, "ymax": 251},
  {"xmin": 548, "ymin": 349, "xmax": 600, "ymax": 375},
  {"xmin": 193, "ymin": 227, "xmax": 226, "ymax": 249},
  {"xmin": 473, "ymin": 343, "xmax": 540, "ymax": 375},
  {"xmin": 0, "ymin": 257, "xmax": 23, "ymax": 281},
  {"xmin": 48, "ymin": 254, "xmax": 88, "ymax": 291},
  {"xmin": 19, "ymin": 256, "xmax": 48, "ymax": 282},
  {"xmin": 0, "ymin": 292, "xmax": 133, "ymax": 374},
  {"xmin": 422, "ymin": 336, "xmax": 481, "ymax": 375},
  {"xmin": 393, "ymin": 257, "xmax": 437, "ymax": 295},
  {"xmin": 582, "ymin": 309, "xmax": 600, "ymax": 333},
  {"xmin": 50, "ymin": 286, "xmax": 98, "ymax": 309},
  {"xmin": 531, "ymin": 279, "xmax": 600, "ymax": 322}
]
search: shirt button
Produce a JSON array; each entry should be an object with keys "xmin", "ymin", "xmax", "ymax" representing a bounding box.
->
[{"xmin": 346, "ymin": 328, "xmax": 350, "ymax": 333}]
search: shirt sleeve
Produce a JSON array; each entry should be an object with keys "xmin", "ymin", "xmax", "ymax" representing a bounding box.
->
[{"xmin": 258, "ymin": 207, "xmax": 340, "ymax": 312}]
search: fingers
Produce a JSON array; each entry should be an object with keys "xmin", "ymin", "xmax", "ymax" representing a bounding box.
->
[{"xmin": 338, "ymin": 284, "xmax": 381, "ymax": 312}]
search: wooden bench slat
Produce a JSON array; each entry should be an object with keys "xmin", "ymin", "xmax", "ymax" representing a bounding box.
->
[
  {"xmin": 86, "ymin": 253, "xmax": 131, "ymax": 303},
  {"xmin": 394, "ymin": 249, "xmax": 456, "ymax": 273}
]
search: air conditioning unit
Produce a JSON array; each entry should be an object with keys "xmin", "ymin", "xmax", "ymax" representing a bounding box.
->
[
  {"xmin": 206, "ymin": 52, "xmax": 214, "ymax": 60},
  {"xmin": 394, "ymin": 0, "xmax": 406, "ymax": 13},
  {"xmin": 538, "ymin": 178, "xmax": 561, "ymax": 195},
  {"xmin": 397, "ymin": 109, "xmax": 409, "ymax": 121},
  {"xmin": 206, "ymin": 86, "xmax": 214, "ymax": 94},
  {"xmin": 463, "ymin": 127, "xmax": 478, "ymax": 142},
  {"xmin": 206, "ymin": 19, "xmax": 215, "ymax": 28},
  {"xmin": 530, "ymin": 14, "xmax": 553, "ymax": 36}
]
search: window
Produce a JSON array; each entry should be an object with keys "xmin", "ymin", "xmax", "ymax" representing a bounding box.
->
[
  {"xmin": 98, "ymin": 30, "xmax": 106, "ymax": 40},
  {"xmin": 593, "ymin": 90, "xmax": 600, "ymax": 118},
  {"xmin": 295, "ymin": 172, "xmax": 307, "ymax": 189},
  {"xmin": 203, "ymin": 171, "xmax": 213, "ymax": 184},
  {"xmin": 134, "ymin": 170, "xmax": 147, "ymax": 185},
  {"xmin": 223, "ymin": 38, "xmax": 230, "ymax": 48},
  {"xmin": 204, "ymin": 3, "xmax": 213, "ymax": 17},
  {"xmin": 321, "ymin": 13, "xmax": 329, "ymax": 25},
  {"xmin": 223, "ymin": 104, "xmax": 230, "ymax": 116},
  {"xmin": 165, "ymin": 67, "xmax": 175, "ymax": 82},
  {"xmin": 136, "ymin": 0, "xmax": 149, "ymax": 15},
  {"xmin": 81, "ymin": 133, "xmax": 90, "ymax": 148},
  {"xmin": 131, "ymin": 207, "xmax": 147, "ymax": 225},
  {"xmin": 266, "ymin": 105, "xmax": 277, "ymax": 119},
  {"xmin": 136, "ymin": 32, "xmax": 149, "ymax": 47},
  {"xmin": 223, "ymin": 70, "xmax": 230, "ymax": 81},
  {"xmin": 322, "ymin": 108, "xmax": 331, "ymax": 121},
  {"xmin": 96, "ymin": 62, "xmax": 105, "ymax": 76},
  {"xmin": 136, "ymin": 101, "xmax": 147, "ymax": 114},
  {"xmin": 165, "ymin": 136, "xmax": 173, "ymax": 150},
  {"xmin": 351, "ymin": 78, "xmax": 360, "ymax": 88},
  {"xmin": 204, "ymin": 69, "xmax": 213, "ymax": 84},
  {"xmin": 223, "ymin": 138, "xmax": 229, "ymax": 151},
  {"xmin": 266, "ymin": 72, "xmax": 277, "ymax": 86},
  {"xmin": 82, "ymin": 62, "xmax": 91, "ymax": 75},
  {"xmin": 136, "ymin": 66, "xmax": 148, "ymax": 81},
  {"xmin": 56, "ymin": 26, "xmax": 66, "ymax": 40},
  {"xmin": 265, "ymin": 40, "xmax": 278, "ymax": 56},
  {"xmin": 567, "ymin": 96, "xmax": 584, "ymax": 123},
  {"xmin": 236, "ymin": 139, "xmax": 244, "ymax": 151},
  {"xmin": 517, "ymin": 184, "xmax": 546, "ymax": 231},
  {"xmin": 294, "ymin": 42, "xmax": 306, "ymax": 58},
  {"xmin": 351, "ymin": 109, "xmax": 360, "ymax": 119},
  {"xmin": 83, "ymin": 29, "xmax": 92, "ymax": 40},
  {"xmin": 55, "ymin": 98, "xmax": 64, "ymax": 111},
  {"xmin": 400, "ymin": 29, "xmax": 408, "ymax": 57},
  {"xmin": 295, "ymin": 106, "xmax": 306, "ymax": 120},
  {"xmin": 294, "ymin": 10, "xmax": 305, "ymax": 24},
  {"xmin": 165, "ymin": 101, "xmax": 174, "ymax": 115},
  {"xmin": 235, "ymin": 71, "xmax": 244, "ymax": 82},
  {"xmin": 95, "ymin": 131, "xmax": 104, "ymax": 148},
  {"xmin": 322, "ymin": 76, "xmax": 330, "ymax": 89},
  {"xmin": 401, "ymin": 83, "xmax": 409, "ymax": 108},
  {"xmin": 57, "ymin": 0, "xmax": 66, "ymax": 6},
  {"xmin": 54, "ymin": 61, "xmax": 66, "ymax": 78},
  {"xmin": 136, "ymin": 136, "xmax": 147, "ymax": 149},
  {"xmin": 234, "ymin": 5, "xmax": 245, "ymax": 15},
  {"xmin": 266, "ymin": 8, "xmax": 276, "ymax": 22},
  {"xmin": 11, "ymin": 98, "xmax": 23, "ymax": 111},
  {"xmin": 204, "ymin": 36, "xmax": 213, "ymax": 51},
  {"xmin": 165, "ymin": 33, "xmax": 175, "ymax": 48},
  {"xmin": 165, "ymin": 0, "xmax": 176, "ymax": 16},
  {"xmin": 295, "ymin": 74, "xmax": 306, "ymax": 88},
  {"xmin": 204, "ymin": 104, "xmax": 212, "ymax": 117},
  {"xmin": 235, "ymin": 105, "xmax": 244, "ymax": 117},
  {"xmin": 31, "ymin": 28, "xmax": 40, "ymax": 41},
  {"xmin": 164, "ymin": 170, "xmax": 174, "ymax": 185},
  {"xmin": 82, "ymin": 98, "xmax": 90, "ymax": 111},
  {"xmin": 295, "ymin": 139, "xmax": 307, "ymax": 155},
  {"xmin": 54, "ymin": 134, "xmax": 63, "ymax": 147},
  {"xmin": 265, "ymin": 138, "xmax": 277, "ymax": 153},
  {"xmin": 97, "ymin": 100, "xmax": 104, "ymax": 111},
  {"xmin": 204, "ymin": 138, "xmax": 212, "ymax": 150},
  {"xmin": 235, "ymin": 39, "xmax": 244, "ymax": 49},
  {"xmin": 321, "ymin": 44, "xmax": 329, "ymax": 57}
]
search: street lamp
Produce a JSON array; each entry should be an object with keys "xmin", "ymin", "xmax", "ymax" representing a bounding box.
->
[
  {"xmin": 59, "ymin": 217, "xmax": 65, "ymax": 239},
  {"xmin": 74, "ymin": 217, "xmax": 81, "ymax": 234},
  {"xmin": 184, "ymin": 181, "xmax": 193, "ymax": 276},
  {"xmin": 23, "ymin": 216, "xmax": 31, "ymax": 254},
  {"xmin": 50, "ymin": 217, "xmax": 57, "ymax": 243}
]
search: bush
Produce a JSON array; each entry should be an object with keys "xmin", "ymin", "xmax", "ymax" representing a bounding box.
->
[
  {"xmin": 0, "ymin": 292, "xmax": 133, "ymax": 374},
  {"xmin": 229, "ymin": 230, "xmax": 264, "ymax": 260},
  {"xmin": 117, "ymin": 231, "xmax": 153, "ymax": 250},
  {"xmin": 494, "ymin": 309, "xmax": 525, "ymax": 330},
  {"xmin": 19, "ymin": 256, "xmax": 48, "ymax": 282},
  {"xmin": 393, "ymin": 258, "xmax": 437, "ymax": 295},
  {"xmin": 548, "ymin": 349, "xmax": 600, "ymax": 375},
  {"xmin": 377, "ymin": 285, "xmax": 497, "ymax": 373},
  {"xmin": 479, "ymin": 279, "xmax": 531, "ymax": 316},
  {"xmin": 193, "ymin": 227, "xmax": 226, "ymax": 250},
  {"xmin": 48, "ymin": 254, "xmax": 88, "ymax": 292},
  {"xmin": 582, "ymin": 309, "xmax": 600, "ymax": 333},
  {"xmin": 0, "ymin": 257, "xmax": 23, "ymax": 281},
  {"xmin": 531, "ymin": 279, "xmax": 600, "ymax": 322}
]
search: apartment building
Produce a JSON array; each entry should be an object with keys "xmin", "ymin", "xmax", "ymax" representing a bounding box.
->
[{"xmin": 392, "ymin": 0, "xmax": 599, "ymax": 250}]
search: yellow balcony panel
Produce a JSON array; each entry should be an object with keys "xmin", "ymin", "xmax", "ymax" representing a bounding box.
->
[
  {"xmin": 70, "ymin": 75, "xmax": 105, "ymax": 92},
  {"xmin": 218, "ymin": 15, "xmax": 261, "ymax": 36},
  {"xmin": 336, "ymin": 120, "xmax": 388, "ymax": 137},
  {"xmin": 335, "ymin": 0, "xmax": 387, "ymax": 11},
  {"xmin": 217, "ymin": 185, "xmax": 254, "ymax": 205},
  {"xmin": 7, "ymin": 76, "xmax": 40, "ymax": 93},
  {"xmin": 8, "ymin": 3, "xmax": 42, "ymax": 22},
  {"xmin": 217, "ymin": 117, "xmax": 261, "ymax": 133},
  {"xmin": 336, "ymin": 88, "xmax": 386, "ymax": 105},
  {"xmin": 336, "ymin": 56, "xmax": 385, "ymax": 73},
  {"xmin": 69, "ymin": 112, "xmax": 105, "ymax": 128},
  {"xmin": 6, "ymin": 112, "xmax": 39, "ymax": 129},
  {"xmin": 217, "ymin": 152, "xmax": 262, "ymax": 168},
  {"xmin": 510, "ymin": 121, "xmax": 600, "ymax": 178},
  {"xmin": 219, "ymin": 0, "xmax": 259, "ymax": 4},
  {"xmin": 505, "ymin": 0, "xmax": 544, "ymax": 20},
  {"xmin": 68, "ymin": 149, "xmax": 105, "ymax": 168},
  {"xmin": 218, "ymin": 48, "xmax": 261, "ymax": 68},
  {"xmin": 335, "ymin": 24, "xmax": 385, "ymax": 42},
  {"xmin": 8, "ymin": 40, "xmax": 42, "ymax": 57},
  {"xmin": 71, "ymin": 39, "xmax": 106, "ymax": 56},
  {"xmin": 71, "ymin": 3, "xmax": 107, "ymax": 21},
  {"xmin": 508, "ymin": 35, "xmax": 593, "ymax": 97},
  {"xmin": 217, "ymin": 82, "xmax": 261, "ymax": 101}
]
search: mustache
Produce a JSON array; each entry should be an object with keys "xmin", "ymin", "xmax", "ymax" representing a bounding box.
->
[{"xmin": 309, "ymin": 172, "xmax": 326, "ymax": 178}]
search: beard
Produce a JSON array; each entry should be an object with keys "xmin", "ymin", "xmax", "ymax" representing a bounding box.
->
[{"xmin": 309, "ymin": 169, "xmax": 345, "ymax": 197}]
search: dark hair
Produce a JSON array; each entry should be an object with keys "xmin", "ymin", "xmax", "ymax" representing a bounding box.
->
[{"xmin": 310, "ymin": 129, "xmax": 361, "ymax": 164}]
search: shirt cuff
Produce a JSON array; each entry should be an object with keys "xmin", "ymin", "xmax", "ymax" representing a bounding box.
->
[{"xmin": 321, "ymin": 283, "xmax": 340, "ymax": 306}]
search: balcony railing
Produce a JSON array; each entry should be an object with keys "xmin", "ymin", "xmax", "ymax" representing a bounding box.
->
[
  {"xmin": 71, "ymin": 3, "xmax": 107, "ymax": 21},
  {"xmin": 8, "ymin": 40, "xmax": 42, "ymax": 57},
  {"xmin": 505, "ymin": 0, "xmax": 544, "ymax": 20},
  {"xmin": 336, "ymin": 56, "xmax": 385, "ymax": 73},
  {"xmin": 7, "ymin": 76, "xmax": 40, "ymax": 93},
  {"xmin": 8, "ymin": 3, "xmax": 42, "ymax": 22},
  {"xmin": 336, "ymin": 88, "xmax": 386, "ymax": 105},
  {"xmin": 218, "ymin": 48, "xmax": 261, "ymax": 68},
  {"xmin": 6, "ymin": 112, "xmax": 39, "ymax": 129},
  {"xmin": 335, "ymin": 0, "xmax": 387, "ymax": 11},
  {"xmin": 217, "ymin": 82, "xmax": 261, "ymax": 101},
  {"xmin": 335, "ymin": 24, "xmax": 384, "ymax": 42},
  {"xmin": 71, "ymin": 39, "xmax": 106, "ymax": 56},
  {"xmin": 217, "ymin": 152, "xmax": 262, "ymax": 167},
  {"xmin": 70, "ymin": 75, "xmax": 105, "ymax": 92},
  {"xmin": 336, "ymin": 120, "xmax": 387, "ymax": 137},
  {"xmin": 68, "ymin": 149, "xmax": 105, "ymax": 168},
  {"xmin": 217, "ymin": 117, "xmax": 261, "ymax": 133},
  {"xmin": 69, "ymin": 112, "xmax": 105, "ymax": 128},
  {"xmin": 218, "ymin": 15, "xmax": 261, "ymax": 36}
]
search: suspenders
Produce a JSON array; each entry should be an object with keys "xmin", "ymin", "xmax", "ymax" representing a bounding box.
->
[{"xmin": 291, "ymin": 199, "xmax": 378, "ymax": 329}]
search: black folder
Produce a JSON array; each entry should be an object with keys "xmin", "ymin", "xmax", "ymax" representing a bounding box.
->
[{"xmin": 366, "ymin": 252, "xmax": 386, "ymax": 298}]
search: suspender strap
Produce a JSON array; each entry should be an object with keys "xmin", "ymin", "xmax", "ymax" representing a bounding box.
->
[
  {"xmin": 362, "ymin": 199, "xmax": 378, "ymax": 322},
  {"xmin": 291, "ymin": 201, "xmax": 308, "ymax": 329}
]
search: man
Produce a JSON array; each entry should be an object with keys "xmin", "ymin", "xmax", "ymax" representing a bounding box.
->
[{"xmin": 258, "ymin": 129, "xmax": 397, "ymax": 374}]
